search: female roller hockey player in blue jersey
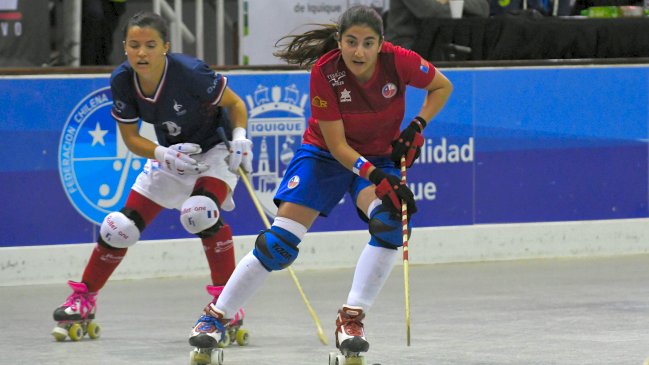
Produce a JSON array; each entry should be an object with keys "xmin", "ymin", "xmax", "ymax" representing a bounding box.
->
[
  {"xmin": 52, "ymin": 11, "xmax": 251, "ymax": 343},
  {"xmin": 188, "ymin": 4, "xmax": 453, "ymax": 361}
]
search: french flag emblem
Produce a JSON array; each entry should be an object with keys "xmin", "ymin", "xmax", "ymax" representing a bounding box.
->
[{"xmin": 420, "ymin": 61, "xmax": 429, "ymax": 74}]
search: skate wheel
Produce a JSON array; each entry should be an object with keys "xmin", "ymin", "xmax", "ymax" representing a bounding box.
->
[
  {"xmin": 217, "ymin": 332, "xmax": 230, "ymax": 348},
  {"xmin": 335, "ymin": 354, "xmax": 346, "ymax": 365},
  {"xmin": 189, "ymin": 349, "xmax": 203, "ymax": 365},
  {"xmin": 68, "ymin": 323, "xmax": 83, "ymax": 341},
  {"xmin": 235, "ymin": 328, "xmax": 249, "ymax": 346},
  {"xmin": 329, "ymin": 352, "xmax": 338, "ymax": 365},
  {"xmin": 209, "ymin": 348, "xmax": 223, "ymax": 365},
  {"xmin": 52, "ymin": 326, "xmax": 67, "ymax": 342},
  {"xmin": 87, "ymin": 322, "xmax": 101, "ymax": 339},
  {"xmin": 190, "ymin": 348, "xmax": 217, "ymax": 365}
]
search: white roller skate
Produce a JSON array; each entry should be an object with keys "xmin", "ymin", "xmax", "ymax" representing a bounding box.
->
[
  {"xmin": 188, "ymin": 286, "xmax": 248, "ymax": 365},
  {"xmin": 189, "ymin": 308, "xmax": 226, "ymax": 365},
  {"xmin": 204, "ymin": 285, "xmax": 248, "ymax": 348},
  {"xmin": 51, "ymin": 280, "xmax": 100, "ymax": 342},
  {"xmin": 329, "ymin": 305, "xmax": 368, "ymax": 365}
]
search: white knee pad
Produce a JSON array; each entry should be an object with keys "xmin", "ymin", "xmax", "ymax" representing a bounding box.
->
[
  {"xmin": 180, "ymin": 195, "xmax": 220, "ymax": 234},
  {"xmin": 100, "ymin": 211, "xmax": 140, "ymax": 248}
]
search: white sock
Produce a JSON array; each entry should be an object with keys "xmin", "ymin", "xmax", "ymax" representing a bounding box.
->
[
  {"xmin": 216, "ymin": 251, "xmax": 270, "ymax": 318},
  {"xmin": 215, "ymin": 217, "xmax": 307, "ymax": 318},
  {"xmin": 346, "ymin": 244, "xmax": 399, "ymax": 312}
]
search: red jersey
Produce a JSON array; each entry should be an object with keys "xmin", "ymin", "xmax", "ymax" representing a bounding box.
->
[{"xmin": 303, "ymin": 41, "xmax": 436, "ymax": 156}]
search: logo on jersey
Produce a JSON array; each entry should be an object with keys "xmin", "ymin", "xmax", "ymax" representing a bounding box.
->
[
  {"xmin": 382, "ymin": 83, "xmax": 397, "ymax": 99},
  {"xmin": 326, "ymin": 71, "xmax": 346, "ymax": 86},
  {"xmin": 173, "ymin": 99, "xmax": 186, "ymax": 116},
  {"xmin": 311, "ymin": 96, "xmax": 327, "ymax": 109},
  {"xmin": 287, "ymin": 175, "xmax": 300, "ymax": 189},
  {"xmin": 163, "ymin": 120, "xmax": 182, "ymax": 136},
  {"xmin": 58, "ymin": 86, "xmax": 151, "ymax": 225},
  {"xmin": 420, "ymin": 60, "xmax": 430, "ymax": 74},
  {"xmin": 246, "ymin": 83, "xmax": 307, "ymax": 217},
  {"xmin": 340, "ymin": 88, "xmax": 352, "ymax": 103}
]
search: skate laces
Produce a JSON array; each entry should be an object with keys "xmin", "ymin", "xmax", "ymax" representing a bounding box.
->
[
  {"xmin": 230, "ymin": 308, "xmax": 245, "ymax": 324},
  {"xmin": 194, "ymin": 314, "xmax": 227, "ymax": 341},
  {"xmin": 62, "ymin": 292, "xmax": 96, "ymax": 319},
  {"xmin": 338, "ymin": 308, "xmax": 365, "ymax": 337},
  {"xmin": 340, "ymin": 316, "xmax": 364, "ymax": 336}
]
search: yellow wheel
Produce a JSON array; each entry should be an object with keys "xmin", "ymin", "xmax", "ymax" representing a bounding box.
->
[
  {"xmin": 87, "ymin": 322, "xmax": 101, "ymax": 339},
  {"xmin": 217, "ymin": 332, "xmax": 230, "ymax": 348},
  {"xmin": 68, "ymin": 323, "xmax": 83, "ymax": 341},
  {"xmin": 235, "ymin": 329, "xmax": 249, "ymax": 346},
  {"xmin": 346, "ymin": 357, "xmax": 365, "ymax": 365}
]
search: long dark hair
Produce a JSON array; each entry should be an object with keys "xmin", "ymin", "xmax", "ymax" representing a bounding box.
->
[
  {"xmin": 273, "ymin": 5, "xmax": 384, "ymax": 68},
  {"xmin": 123, "ymin": 11, "xmax": 169, "ymax": 43}
]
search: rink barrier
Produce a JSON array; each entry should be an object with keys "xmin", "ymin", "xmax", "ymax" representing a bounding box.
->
[{"xmin": 2, "ymin": 218, "xmax": 649, "ymax": 286}]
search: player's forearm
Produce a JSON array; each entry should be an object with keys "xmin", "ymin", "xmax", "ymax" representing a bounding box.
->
[
  {"xmin": 123, "ymin": 135, "xmax": 158, "ymax": 159},
  {"xmin": 328, "ymin": 142, "xmax": 366, "ymax": 174},
  {"xmin": 226, "ymin": 98, "xmax": 248, "ymax": 131}
]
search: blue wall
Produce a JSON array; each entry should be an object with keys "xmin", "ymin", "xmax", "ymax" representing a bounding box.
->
[{"xmin": 2, "ymin": 65, "xmax": 647, "ymax": 247}]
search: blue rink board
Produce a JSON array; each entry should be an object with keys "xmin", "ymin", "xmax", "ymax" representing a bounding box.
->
[{"xmin": 1, "ymin": 66, "xmax": 647, "ymax": 246}]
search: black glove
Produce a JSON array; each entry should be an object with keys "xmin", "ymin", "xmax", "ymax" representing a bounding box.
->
[
  {"xmin": 391, "ymin": 117, "xmax": 426, "ymax": 168},
  {"xmin": 368, "ymin": 168, "xmax": 417, "ymax": 218}
]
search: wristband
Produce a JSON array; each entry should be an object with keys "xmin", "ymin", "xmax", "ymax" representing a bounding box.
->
[
  {"xmin": 232, "ymin": 127, "xmax": 246, "ymax": 141},
  {"xmin": 352, "ymin": 156, "xmax": 374, "ymax": 179},
  {"xmin": 368, "ymin": 168, "xmax": 387, "ymax": 186},
  {"xmin": 412, "ymin": 116, "xmax": 427, "ymax": 131}
]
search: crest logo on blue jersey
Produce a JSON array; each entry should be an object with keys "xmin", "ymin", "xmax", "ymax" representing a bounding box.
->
[
  {"xmin": 245, "ymin": 83, "xmax": 308, "ymax": 217},
  {"xmin": 58, "ymin": 87, "xmax": 151, "ymax": 225}
]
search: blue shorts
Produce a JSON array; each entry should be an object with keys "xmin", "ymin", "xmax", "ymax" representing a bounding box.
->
[{"xmin": 274, "ymin": 144, "xmax": 399, "ymax": 217}]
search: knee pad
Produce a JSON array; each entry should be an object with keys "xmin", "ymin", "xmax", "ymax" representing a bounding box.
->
[
  {"xmin": 368, "ymin": 205, "xmax": 410, "ymax": 249},
  {"xmin": 180, "ymin": 195, "xmax": 222, "ymax": 236},
  {"xmin": 100, "ymin": 208, "xmax": 144, "ymax": 248},
  {"xmin": 252, "ymin": 226, "xmax": 300, "ymax": 271}
]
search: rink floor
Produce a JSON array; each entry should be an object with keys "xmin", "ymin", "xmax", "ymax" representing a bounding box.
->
[{"xmin": 3, "ymin": 255, "xmax": 649, "ymax": 365}]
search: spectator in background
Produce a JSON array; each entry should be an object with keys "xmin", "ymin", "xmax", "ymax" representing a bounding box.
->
[
  {"xmin": 81, "ymin": 0, "xmax": 127, "ymax": 65},
  {"xmin": 385, "ymin": 0, "xmax": 489, "ymax": 50}
]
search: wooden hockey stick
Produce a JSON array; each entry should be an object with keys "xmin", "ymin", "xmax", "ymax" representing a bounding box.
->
[
  {"xmin": 400, "ymin": 156, "xmax": 411, "ymax": 346},
  {"xmin": 217, "ymin": 127, "xmax": 328, "ymax": 345}
]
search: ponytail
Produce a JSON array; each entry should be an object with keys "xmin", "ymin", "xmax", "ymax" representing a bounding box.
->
[{"xmin": 273, "ymin": 24, "xmax": 338, "ymax": 69}]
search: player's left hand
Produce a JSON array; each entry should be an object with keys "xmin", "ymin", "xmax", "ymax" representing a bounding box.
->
[
  {"xmin": 226, "ymin": 127, "xmax": 253, "ymax": 174},
  {"xmin": 391, "ymin": 118, "xmax": 425, "ymax": 168}
]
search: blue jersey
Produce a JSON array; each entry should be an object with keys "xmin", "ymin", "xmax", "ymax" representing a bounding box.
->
[{"xmin": 110, "ymin": 53, "xmax": 231, "ymax": 151}]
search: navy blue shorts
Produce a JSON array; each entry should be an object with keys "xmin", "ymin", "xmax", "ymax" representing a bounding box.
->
[{"xmin": 274, "ymin": 144, "xmax": 398, "ymax": 217}]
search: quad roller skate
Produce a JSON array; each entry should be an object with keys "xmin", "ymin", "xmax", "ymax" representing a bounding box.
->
[
  {"xmin": 51, "ymin": 280, "xmax": 100, "ymax": 342},
  {"xmin": 329, "ymin": 305, "xmax": 369, "ymax": 365},
  {"xmin": 188, "ymin": 286, "xmax": 248, "ymax": 365},
  {"xmin": 204, "ymin": 285, "xmax": 248, "ymax": 348}
]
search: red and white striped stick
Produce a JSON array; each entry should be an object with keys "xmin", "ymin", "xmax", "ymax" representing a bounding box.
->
[{"xmin": 400, "ymin": 156, "xmax": 411, "ymax": 346}]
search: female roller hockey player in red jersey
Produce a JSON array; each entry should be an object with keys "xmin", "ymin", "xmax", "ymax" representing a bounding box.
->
[
  {"xmin": 51, "ymin": 11, "xmax": 250, "ymax": 343},
  {"xmin": 188, "ymin": 4, "xmax": 452, "ymax": 363}
]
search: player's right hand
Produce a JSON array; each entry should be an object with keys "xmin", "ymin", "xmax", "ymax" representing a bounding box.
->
[
  {"xmin": 368, "ymin": 168, "xmax": 417, "ymax": 218},
  {"xmin": 391, "ymin": 118, "xmax": 425, "ymax": 169},
  {"xmin": 154, "ymin": 143, "xmax": 209, "ymax": 176}
]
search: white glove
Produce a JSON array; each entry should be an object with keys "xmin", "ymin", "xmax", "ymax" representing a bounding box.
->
[
  {"xmin": 227, "ymin": 127, "xmax": 253, "ymax": 174},
  {"xmin": 154, "ymin": 143, "xmax": 209, "ymax": 176}
]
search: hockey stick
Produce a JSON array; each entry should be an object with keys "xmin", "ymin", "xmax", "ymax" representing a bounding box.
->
[
  {"xmin": 400, "ymin": 156, "xmax": 411, "ymax": 346},
  {"xmin": 217, "ymin": 128, "xmax": 328, "ymax": 345}
]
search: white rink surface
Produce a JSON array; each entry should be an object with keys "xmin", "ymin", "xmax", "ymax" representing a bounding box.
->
[{"xmin": 4, "ymin": 256, "xmax": 649, "ymax": 365}]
